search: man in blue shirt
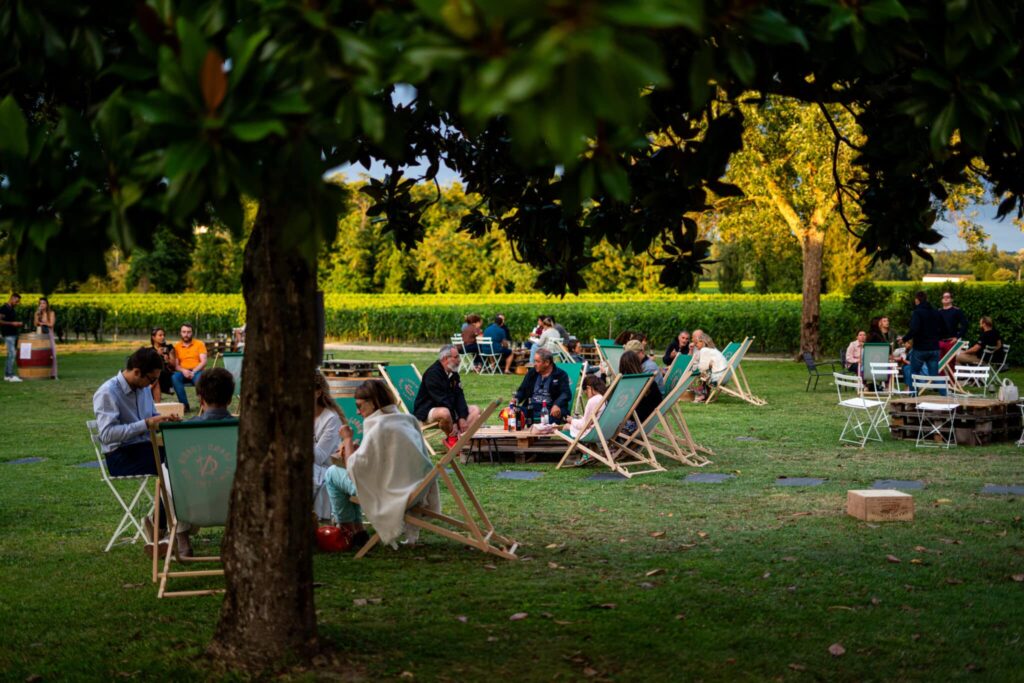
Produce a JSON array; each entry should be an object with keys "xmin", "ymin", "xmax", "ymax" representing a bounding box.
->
[{"xmin": 483, "ymin": 315, "xmax": 514, "ymax": 374}]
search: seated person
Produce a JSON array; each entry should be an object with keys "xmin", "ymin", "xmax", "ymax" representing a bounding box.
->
[
  {"xmin": 569, "ymin": 375, "xmax": 607, "ymax": 439},
  {"xmin": 551, "ymin": 317, "xmax": 570, "ymax": 342},
  {"xmin": 483, "ymin": 315, "xmax": 514, "ymax": 373},
  {"xmin": 663, "ymin": 330, "xmax": 691, "ymax": 365},
  {"xmin": 893, "ymin": 337, "xmax": 913, "ymax": 389},
  {"xmin": 171, "ymin": 323, "xmax": 207, "ymax": 413},
  {"xmin": 618, "ymin": 350, "xmax": 663, "ymax": 423},
  {"xmin": 413, "ymin": 344, "xmax": 481, "ymax": 448},
  {"xmin": 845, "ymin": 330, "xmax": 866, "ymax": 375},
  {"xmin": 313, "ymin": 371, "xmax": 343, "ymax": 520},
  {"xmin": 625, "ymin": 339, "xmax": 664, "ymax": 390},
  {"xmin": 524, "ymin": 316, "xmax": 544, "ymax": 350},
  {"xmin": 531, "ymin": 316, "xmax": 562, "ymax": 363},
  {"xmin": 514, "ymin": 348, "xmax": 572, "ymax": 424},
  {"xmin": 566, "ymin": 339, "xmax": 585, "ymax": 364},
  {"xmin": 189, "ymin": 368, "xmax": 234, "ymax": 421},
  {"xmin": 149, "ymin": 327, "xmax": 177, "ymax": 404},
  {"xmin": 232, "ymin": 324, "xmax": 246, "ymax": 351},
  {"xmin": 461, "ymin": 314, "xmax": 484, "ymax": 370},
  {"xmin": 692, "ymin": 332, "xmax": 727, "ymax": 402},
  {"xmin": 957, "ymin": 316, "xmax": 1004, "ymax": 366},
  {"xmin": 325, "ymin": 380, "xmax": 440, "ymax": 549},
  {"xmin": 93, "ymin": 347, "xmax": 180, "ymax": 556}
]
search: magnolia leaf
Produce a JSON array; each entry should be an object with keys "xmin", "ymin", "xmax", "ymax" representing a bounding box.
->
[
  {"xmin": 201, "ymin": 49, "xmax": 228, "ymax": 114},
  {"xmin": 229, "ymin": 119, "xmax": 287, "ymax": 142},
  {"xmin": 0, "ymin": 96, "xmax": 29, "ymax": 157}
]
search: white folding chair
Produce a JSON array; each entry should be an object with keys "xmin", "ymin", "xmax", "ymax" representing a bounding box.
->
[
  {"xmin": 986, "ymin": 344, "xmax": 1010, "ymax": 390},
  {"xmin": 1017, "ymin": 404, "xmax": 1024, "ymax": 447},
  {"xmin": 910, "ymin": 375, "xmax": 959, "ymax": 448},
  {"xmin": 451, "ymin": 335, "xmax": 474, "ymax": 374},
  {"xmin": 833, "ymin": 373, "xmax": 886, "ymax": 447},
  {"xmin": 87, "ymin": 420, "xmax": 155, "ymax": 551},
  {"xmin": 952, "ymin": 365, "xmax": 991, "ymax": 397},
  {"xmin": 864, "ymin": 362, "xmax": 913, "ymax": 428},
  {"xmin": 477, "ymin": 336, "xmax": 502, "ymax": 375}
]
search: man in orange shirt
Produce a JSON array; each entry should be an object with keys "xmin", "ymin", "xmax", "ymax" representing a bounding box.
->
[{"xmin": 171, "ymin": 323, "xmax": 208, "ymax": 413}]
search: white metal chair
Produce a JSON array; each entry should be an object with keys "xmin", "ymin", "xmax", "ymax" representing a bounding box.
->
[
  {"xmin": 477, "ymin": 336, "xmax": 502, "ymax": 375},
  {"xmin": 1017, "ymin": 403, "xmax": 1024, "ymax": 447},
  {"xmin": 910, "ymin": 375, "xmax": 959, "ymax": 448},
  {"xmin": 984, "ymin": 344, "xmax": 1010, "ymax": 390},
  {"xmin": 833, "ymin": 373, "xmax": 886, "ymax": 447},
  {"xmin": 451, "ymin": 335, "xmax": 474, "ymax": 373},
  {"xmin": 952, "ymin": 365, "xmax": 991, "ymax": 397},
  {"xmin": 864, "ymin": 362, "xmax": 913, "ymax": 428},
  {"xmin": 87, "ymin": 420, "xmax": 154, "ymax": 551}
]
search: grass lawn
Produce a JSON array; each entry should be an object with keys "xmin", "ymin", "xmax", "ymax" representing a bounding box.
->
[{"xmin": 1, "ymin": 347, "xmax": 1022, "ymax": 681}]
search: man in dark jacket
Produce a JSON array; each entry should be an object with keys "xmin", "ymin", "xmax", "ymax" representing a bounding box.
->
[
  {"xmin": 937, "ymin": 290, "xmax": 969, "ymax": 369},
  {"xmin": 902, "ymin": 291, "xmax": 945, "ymax": 393},
  {"xmin": 413, "ymin": 344, "xmax": 480, "ymax": 446},
  {"xmin": 514, "ymin": 348, "xmax": 572, "ymax": 424}
]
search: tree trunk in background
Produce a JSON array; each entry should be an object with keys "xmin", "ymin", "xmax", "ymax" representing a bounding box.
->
[
  {"xmin": 800, "ymin": 231, "xmax": 824, "ymax": 357},
  {"xmin": 208, "ymin": 201, "xmax": 319, "ymax": 670}
]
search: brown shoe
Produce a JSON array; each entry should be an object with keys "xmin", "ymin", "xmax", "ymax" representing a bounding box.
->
[
  {"xmin": 143, "ymin": 516, "xmax": 167, "ymax": 543},
  {"xmin": 144, "ymin": 539, "xmax": 171, "ymax": 560}
]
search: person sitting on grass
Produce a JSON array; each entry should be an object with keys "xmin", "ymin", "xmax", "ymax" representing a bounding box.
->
[
  {"xmin": 189, "ymin": 368, "xmax": 234, "ymax": 421},
  {"xmin": 413, "ymin": 344, "xmax": 481, "ymax": 449},
  {"xmin": 325, "ymin": 380, "xmax": 440, "ymax": 550}
]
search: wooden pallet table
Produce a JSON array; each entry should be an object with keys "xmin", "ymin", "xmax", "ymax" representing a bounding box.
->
[
  {"xmin": 578, "ymin": 344, "xmax": 601, "ymax": 365},
  {"xmin": 468, "ymin": 425, "xmax": 565, "ymax": 464},
  {"xmin": 320, "ymin": 359, "xmax": 389, "ymax": 396},
  {"xmin": 888, "ymin": 395, "xmax": 1023, "ymax": 446}
]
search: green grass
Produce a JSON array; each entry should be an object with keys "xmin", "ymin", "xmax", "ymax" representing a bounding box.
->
[{"xmin": 1, "ymin": 349, "xmax": 1023, "ymax": 681}]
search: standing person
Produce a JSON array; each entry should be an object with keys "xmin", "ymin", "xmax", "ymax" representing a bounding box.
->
[
  {"xmin": 313, "ymin": 371, "xmax": 343, "ymax": 520},
  {"xmin": 34, "ymin": 297, "xmax": 58, "ymax": 379},
  {"xmin": 413, "ymin": 344, "xmax": 481, "ymax": 448},
  {"xmin": 663, "ymin": 330, "xmax": 691, "ymax": 365},
  {"xmin": 171, "ymin": 323, "xmax": 207, "ymax": 413},
  {"xmin": 1, "ymin": 293, "xmax": 24, "ymax": 382},
  {"xmin": 93, "ymin": 347, "xmax": 183, "ymax": 556},
  {"xmin": 149, "ymin": 327, "xmax": 177, "ymax": 403},
  {"xmin": 845, "ymin": 330, "xmax": 867, "ymax": 374},
  {"xmin": 514, "ymin": 348, "xmax": 572, "ymax": 424},
  {"xmin": 483, "ymin": 315, "xmax": 514, "ymax": 373},
  {"xmin": 937, "ymin": 290, "xmax": 969, "ymax": 369},
  {"xmin": 902, "ymin": 291, "xmax": 945, "ymax": 394}
]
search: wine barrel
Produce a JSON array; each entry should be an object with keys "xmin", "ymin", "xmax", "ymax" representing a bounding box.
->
[
  {"xmin": 15, "ymin": 333, "xmax": 53, "ymax": 380},
  {"xmin": 327, "ymin": 376, "xmax": 365, "ymax": 398}
]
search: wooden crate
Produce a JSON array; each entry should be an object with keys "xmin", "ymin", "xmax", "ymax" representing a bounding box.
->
[
  {"xmin": 847, "ymin": 489, "xmax": 914, "ymax": 522},
  {"xmin": 887, "ymin": 396, "xmax": 1020, "ymax": 445}
]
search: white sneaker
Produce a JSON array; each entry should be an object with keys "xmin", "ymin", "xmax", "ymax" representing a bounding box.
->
[
  {"xmin": 8, "ymin": 376, "xmax": 22, "ymax": 383},
  {"xmin": 2, "ymin": 376, "xmax": 9, "ymax": 381}
]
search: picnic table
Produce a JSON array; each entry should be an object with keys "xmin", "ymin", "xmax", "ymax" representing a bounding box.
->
[
  {"xmin": 320, "ymin": 358, "xmax": 389, "ymax": 396},
  {"xmin": 468, "ymin": 425, "xmax": 565, "ymax": 464},
  {"xmin": 888, "ymin": 395, "xmax": 1023, "ymax": 446}
]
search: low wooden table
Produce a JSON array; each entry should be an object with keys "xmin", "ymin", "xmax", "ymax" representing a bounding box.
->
[
  {"xmin": 468, "ymin": 425, "xmax": 565, "ymax": 464},
  {"xmin": 320, "ymin": 359, "xmax": 389, "ymax": 396},
  {"xmin": 888, "ymin": 395, "xmax": 1023, "ymax": 446}
]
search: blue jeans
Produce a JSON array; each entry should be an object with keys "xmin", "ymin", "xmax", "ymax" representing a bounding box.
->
[
  {"xmin": 171, "ymin": 370, "xmax": 203, "ymax": 409},
  {"xmin": 4, "ymin": 335, "xmax": 16, "ymax": 377},
  {"xmin": 325, "ymin": 465, "xmax": 362, "ymax": 523},
  {"xmin": 909, "ymin": 349, "xmax": 941, "ymax": 395}
]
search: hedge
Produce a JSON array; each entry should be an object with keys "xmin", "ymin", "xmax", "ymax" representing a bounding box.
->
[{"xmin": 5, "ymin": 284, "xmax": 1021, "ymax": 362}]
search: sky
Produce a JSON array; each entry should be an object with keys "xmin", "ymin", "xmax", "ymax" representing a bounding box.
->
[{"xmin": 334, "ymin": 161, "xmax": 1024, "ymax": 253}]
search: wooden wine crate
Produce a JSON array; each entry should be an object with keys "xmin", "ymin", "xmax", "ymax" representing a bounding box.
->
[{"xmin": 847, "ymin": 490, "xmax": 914, "ymax": 522}]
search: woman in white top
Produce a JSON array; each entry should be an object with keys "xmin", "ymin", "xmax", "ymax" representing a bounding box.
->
[
  {"xmin": 693, "ymin": 331, "xmax": 728, "ymax": 402},
  {"xmin": 569, "ymin": 375, "xmax": 608, "ymax": 439},
  {"xmin": 531, "ymin": 316, "xmax": 561, "ymax": 362},
  {"xmin": 313, "ymin": 371, "xmax": 343, "ymax": 520}
]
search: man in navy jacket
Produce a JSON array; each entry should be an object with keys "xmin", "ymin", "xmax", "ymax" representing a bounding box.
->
[
  {"xmin": 514, "ymin": 348, "xmax": 572, "ymax": 423},
  {"xmin": 902, "ymin": 291, "xmax": 945, "ymax": 393}
]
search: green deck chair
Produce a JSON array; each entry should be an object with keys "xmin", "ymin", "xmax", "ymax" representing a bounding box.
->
[
  {"xmin": 860, "ymin": 343, "xmax": 891, "ymax": 383},
  {"xmin": 555, "ymin": 373, "xmax": 665, "ymax": 478},
  {"xmin": 222, "ymin": 352, "xmax": 243, "ymax": 397},
  {"xmin": 594, "ymin": 338, "xmax": 618, "ymax": 348},
  {"xmin": 938, "ymin": 339, "xmax": 967, "ymax": 376},
  {"xmin": 151, "ymin": 419, "xmax": 239, "ymax": 598},
  {"xmin": 706, "ymin": 337, "xmax": 766, "ymax": 406},
  {"xmin": 596, "ymin": 344, "xmax": 627, "ymax": 376},
  {"xmin": 663, "ymin": 353, "xmax": 693, "ymax": 392},
  {"xmin": 335, "ymin": 397, "xmax": 365, "ymax": 444},
  {"xmin": 615, "ymin": 368, "xmax": 712, "ymax": 467},
  {"xmin": 378, "ymin": 364, "xmax": 440, "ymax": 454},
  {"xmin": 721, "ymin": 341, "xmax": 741, "ymax": 361},
  {"xmin": 555, "ymin": 361, "xmax": 587, "ymax": 414}
]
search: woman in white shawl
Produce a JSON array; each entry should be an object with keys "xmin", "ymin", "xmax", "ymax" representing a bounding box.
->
[
  {"xmin": 324, "ymin": 380, "xmax": 440, "ymax": 548},
  {"xmin": 693, "ymin": 331, "xmax": 728, "ymax": 402}
]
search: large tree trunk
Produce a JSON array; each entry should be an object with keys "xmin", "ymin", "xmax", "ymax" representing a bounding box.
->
[
  {"xmin": 208, "ymin": 202, "xmax": 319, "ymax": 670},
  {"xmin": 799, "ymin": 230, "xmax": 824, "ymax": 357}
]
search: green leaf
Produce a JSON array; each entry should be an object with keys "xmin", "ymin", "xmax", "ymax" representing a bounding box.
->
[
  {"xmin": 0, "ymin": 96, "xmax": 29, "ymax": 157},
  {"xmin": 861, "ymin": 0, "xmax": 910, "ymax": 24},
  {"xmin": 930, "ymin": 100, "xmax": 957, "ymax": 152},
  {"xmin": 911, "ymin": 68, "xmax": 951, "ymax": 90},
  {"xmin": 227, "ymin": 26, "xmax": 270, "ymax": 89},
  {"xmin": 600, "ymin": 0, "xmax": 704, "ymax": 32},
  {"xmin": 164, "ymin": 139, "xmax": 211, "ymax": 178},
  {"xmin": 745, "ymin": 10, "xmax": 809, "ymax": 51},
  {"xmin": 228, "ymin": 119, "xmax": 287, "ymax": 142},
  {"xmin": 268, "ymin": 91, "xmax": 311, "ymax": 115},
  {"xmin": 598, "ymin": 162, "xmax": 631, "ymax": 202},
  {"xmin": 726, "ymin": 46, "xmax": 755, "ymax": 85},
  {"xmin": 689, "ymin": 46, "xmax": 713, "ymax": 109}
]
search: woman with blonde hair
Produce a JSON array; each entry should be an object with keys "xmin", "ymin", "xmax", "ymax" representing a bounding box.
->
[
  {"xmin": 34, "ymin": 297, "xmax": 58, "ymax": 379},
  {"xmin": 313, "ymin": 370, "xmax": 345, "ymax": 519},
  {"xmin": 693, "ymin": 331, "xmax": 727, "ymax": 402}
]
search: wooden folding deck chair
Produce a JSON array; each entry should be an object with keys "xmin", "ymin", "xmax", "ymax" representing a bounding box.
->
[
  {"xmin": 334, "ymin": 396, "xmax": 365, "ymax": 444},
  {"xmin": 354, "ymin": 401, "xmax": 518, "ymax": 560},
  {"xmin": 554, "ymin": 373, "xmax": 666, "ymax": 478},
  {"xmin": 721, "ymin": 341, "xmax": 741, "ymax": 361},
  {"xmin": 595, "ymin": 342, "xmax": 626, "ymax": 376},
  {"xmin": 378, "ymin": 364, "xmax": 440, "ymax": 454},
  {"xmin": 938, "ymin": 339, "xmax": 967, "ymax": 379},
  {"xmin": 148, "ymin": 419, "xmax": 239, "ymax": 598},
  {"xmin": 222, "ymin": 352, "xmax": 243, "ymax": 398},
  {"xmin": 614, "ymin": 368, "xmax": 712, "ymax": 467},
  {"xmin": 555, "ymin": 361, "xmax": 587, "ymax": 414},
  {"xmin": 663, "ymin": 352, "xmax": 693, "ymax": 392},
  {"xmin": 705, "ymin": 337, "xmax": 767, "ymax": 406}
]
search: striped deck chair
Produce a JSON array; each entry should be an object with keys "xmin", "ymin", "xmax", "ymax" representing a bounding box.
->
[
  {"xmin": 938, "ymin": 339, "xmax": 967, "ymax": 377},
  {"xmin": 554, "ymin": 373, "xmax": 665, "ymax": 478},
  {"xmin": 663, "ymin": 352, "xmax": 693, "ymax": 392},
  {"xmin": 614, "ymin": 367, "xmax": 712, "ymax": 467},
  {"xmin": 334, "ymin": 397, "xmax": 365, "ymax": 445},
  {"xmin": 149, "ymin": 419, "xmax": 239, "ymax": 597},
  {"xmin": 556, "ymin": 361, "xmax": 587, "ymax": 414},
  {"xmin": 706, "ymin": 337, "xmax": 767, "ymax": 406},
  {"xmin": 222, "ymin": 352, "xmax": 243, "ymax": 397},
  {"xmin": 354, "ymin": 401, "xmax": 518, "ymax": 561},
  {"xmin": 378, "ymin": 364, "xmax": 440, "ymax": 454}
]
